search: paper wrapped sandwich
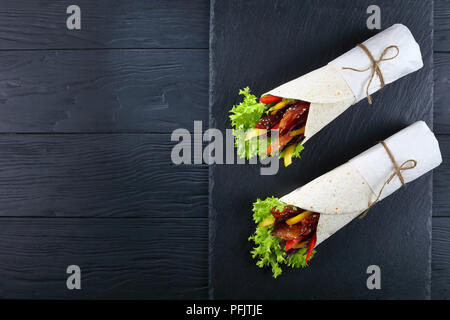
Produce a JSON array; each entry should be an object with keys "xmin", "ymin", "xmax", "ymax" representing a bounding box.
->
[
  {"xmin": 230, "ymin": 24, "xmax": 423, "ymax": 166},
  {"xmin": 249, "ymin": 121, "xmax": 442, "ymax": 277}
]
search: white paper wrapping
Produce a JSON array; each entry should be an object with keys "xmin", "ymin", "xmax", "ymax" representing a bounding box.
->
[
  {"xmin": 280, "ymin": 121, "xmax": 442, "ymax": 247},
  {"xmin": 265, "ymin": 24, "xmax": 423, "ymax": 144},
  {"xmin": 330, "ymin": 24, "xmax": 423, "ymax": 103},
  {"xmin": 349, "ymin": 121, "xmax": 442, "ymax": 201}
]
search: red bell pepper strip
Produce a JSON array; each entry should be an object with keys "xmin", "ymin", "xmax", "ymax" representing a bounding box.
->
[
  {"xmin": 284, "ymin": 239, "xmax": 301, "ymax": 252},
  {"xmin": 305, "ymin": 232, "xmax": 317, "ymax": 264},
  {"xmin": 260, "ymin": 95, "xmax": 282, "ymax": 104}
]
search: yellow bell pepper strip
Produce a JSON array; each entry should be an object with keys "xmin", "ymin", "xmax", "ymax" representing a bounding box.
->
[
  {"xmin": 305, "ymin": 232, "xmax": 317, "ymax": 264},
  {"xmin": 270, "ymin": 100, "xmax": 290, "ymax": 115},
  {"xmin": 283, "ymin": 144, "xmax": 296, "ymax": 167},
  {"xmin": 286, "ymin": 210, "xmax": 313, "ymax": 225},
  {"xmin": 258, "ymin": 216, "xmax": 275, "ymax": 228},
  {"xmin": 289, "ymin": 126, "xmax": 305, "ymax": 137},
  {"xmin": 293, "ymin": 240, "xmax": 309, "ymax": 249},
  {"xmin": 244, "ymin": 128, "xmax": 267, "ymax": 141}
]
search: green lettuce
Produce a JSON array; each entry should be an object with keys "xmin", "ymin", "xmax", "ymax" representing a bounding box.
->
[
  {"xmin": 229, "ymin": 87, "xmax": 269, "ymax": 160},
  {"xmin": 248, "ymin": 197, "xmax": 315, "ymax": 278},
  {"xmin": 279, "ymin": 142, "xmax": 304, "ymax": 159},
  {"xmin": 229, "ymin": 87, "xmax": 266, "ymax": 132},
  {"xmin": 229, "ymin": 87, "xmax": 304, "ymax": 162}
]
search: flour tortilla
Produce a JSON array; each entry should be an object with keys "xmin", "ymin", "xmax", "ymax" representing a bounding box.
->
[
  {"xmin": 264, "ymin": 24, "xmax": 423, "ymax": 144},
  {"xmin": 280, "ymin": 121, "xmax": 442, "ymax": 247},
  {"xmin": 280, "ymin": 162, "xmax": 375, "ymax": 247},
  {"xmin": 265, "ymin": 64, "xmax": 355, "ymax": 144}
]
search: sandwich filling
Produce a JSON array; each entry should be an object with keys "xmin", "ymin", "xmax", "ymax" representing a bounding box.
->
[
  {"xmin": 229, "ymin": 88, "xmax": 310, "ymax": 166},
  {"xmin": 249, "ymin": 197, "xmax": 319, "ymax": 278}
]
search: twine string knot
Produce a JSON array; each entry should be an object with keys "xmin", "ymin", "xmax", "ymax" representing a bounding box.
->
[
  {"xmin": 359, "ymin": 141, "xmax": 416, "ymax": 219},
  {"xmin": 343, "ymin": 44, "xmax": 400, "ymax": 104}
]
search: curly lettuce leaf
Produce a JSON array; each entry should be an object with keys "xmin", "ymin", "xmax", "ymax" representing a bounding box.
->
[
  {"xmin": 279, "ymin": 142, "xmax": 305, "ymax": 161},
  {"xmin": 229, "ymin": 87, "xmax": 304, "ymax": 162},
  {"xmin": 249, "ymin": 226, "xmax": 285, "ymax": 278},
  {"xmin": 286, "ymin": 247, "xmax": 314, "ymax": 268},
  {"xmin": 229, "ymin": 87, "xmax": 266, "ymax": 131},
  {"xmin": 252, "ymin": 197, "xmax": 287, "ymax": 224},
  {"xmin": 292, "ymin": 142, "xmax": 305, "ymax": 159},
  {"xmin": 248, "ymin": 197, "xmax": 316, "ymax": 278},
  {"xmin": 229, "ymin": 87, "xmax": 269, "ymax": 160}
]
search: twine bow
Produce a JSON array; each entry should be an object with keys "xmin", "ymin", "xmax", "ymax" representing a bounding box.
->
[
  {"xmin": 343, "ymin": 44, "xmax": 400, "ymax": 104},
  {"xmin": 358, "ymin": 141, "xmax": 417, "ymax": 219}
]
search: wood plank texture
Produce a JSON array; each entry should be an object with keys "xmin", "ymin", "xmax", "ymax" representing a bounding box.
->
[
  {"xmin": 0, "ymin": 0, "xmax": 446, "ymax": 300},
  {"xmin": 435, "ymin": 53, "xmax": 450, "ymax": 134},
  {"xmin": 435, "ymin": 0, "xmax": 450, "ymax": 52},
  {"xmin": 0, "ymin": 0, "xmax": 209, "ymax": 49},
  {"xmin": 0, "ymin": 217, "xmax": 208, "ymax": 299},
  {"xmin": 432, "ymin": 1, "xmax": 450, "ymax": 299},
  {"xmin": 432, "ymin": 217, "xmax": 450, "ymax": 299},
  {"xmin": 0, "ymin": 49, "xmax": 208, "ymax": 133},
  {"xmin": 434, "ymin": 135, "xmax": 450, "ymax": 217},
  {"xmin": 0, "ymin": 134, "xmax": 208, "ymax": 217},
  {"xmin": 0, "ymin": 0, "xmax": 211, "ymax": 299}
]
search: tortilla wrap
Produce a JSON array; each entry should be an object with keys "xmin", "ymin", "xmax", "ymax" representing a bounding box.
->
[
  {"xmin": 265, "ymin": 24, "xmax": 423, "ymax": 144},
  {"xmin": 280, "ymin": 121, "xmax": 442, "ymax": 247}
]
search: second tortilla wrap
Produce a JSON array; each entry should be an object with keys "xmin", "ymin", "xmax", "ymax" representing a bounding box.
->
[{"xmin": 280, "ymin": 121, "xmax": 442, "ymax": 247}]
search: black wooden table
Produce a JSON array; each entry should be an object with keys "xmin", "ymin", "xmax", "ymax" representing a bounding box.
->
[{"xmin": 0, "ymin": 0, "xmax": 448, "ymax": 299}]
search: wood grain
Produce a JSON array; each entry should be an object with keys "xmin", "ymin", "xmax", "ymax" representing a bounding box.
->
[
  {"xmin": 433, "ymin": 1, "xmax": 450, "ymax": 298},
  {"xmin": 432, "ymin": 217, "xmax": 450, "ymax": 299},
  {"xmin": 0, "ymin": 134, "xmax": 208, "ymax": 218},
  {"xmin": 434, "ymin": 135, "xmax": 450, "ymax": 217},
  {"xmin": 0, "ymin": 49, "xmax": 208, "ymax": 133},
  {"xmin": 0, "ymin": 0, "xmax": 446, "ymax": 300},
  {"xmin": 0, "ymin": 217, "xmax": 208, "ymax": 299},
  {"xmin": 435, "ymin": 53, "xmax": 450, "ymax": 134},
  {"xmin": 0, "ymin": 0, "xmax": 209, "ymax": 49},
  {"xmin": 435, "ymin": 0, "xmax": 450, "ymax": 52}
]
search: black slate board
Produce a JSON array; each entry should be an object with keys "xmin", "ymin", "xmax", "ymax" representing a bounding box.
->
[{"xmin": 210, "ymin": 0, "xmax": 433, "ymax": 299}]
